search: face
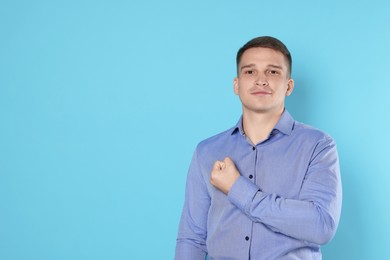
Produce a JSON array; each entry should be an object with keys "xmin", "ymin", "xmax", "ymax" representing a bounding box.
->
[{"xmin": 234, "ymin": 47, "xmax": 294, "ymax": 116}]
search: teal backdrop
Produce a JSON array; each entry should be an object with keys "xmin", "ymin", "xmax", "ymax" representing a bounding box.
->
[{"xmin": 1, "ymin": 1, "xmax": 389, "ymax": 259}]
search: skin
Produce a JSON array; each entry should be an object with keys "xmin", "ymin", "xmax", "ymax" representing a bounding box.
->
[
  {"xmin": 210, "ymin": 157, "xmax": 239, "ymax": 195},
  {"xmin": 210, "ymin": 47, "xmax": 294, "ymax": 195}
]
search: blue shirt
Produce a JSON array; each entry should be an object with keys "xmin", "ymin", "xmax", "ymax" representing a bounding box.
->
[{"xmin": 175, "ymin": 110, "xmax": 342, "ymax": 260}]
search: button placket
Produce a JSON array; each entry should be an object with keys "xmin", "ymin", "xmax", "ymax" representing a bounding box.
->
[{"xmin": 250, "ymin": 146, "xmax": 257, "ymax": 182}]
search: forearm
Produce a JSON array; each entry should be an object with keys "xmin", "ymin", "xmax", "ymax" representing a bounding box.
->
[
  {"xmin": 175, "ymin": 207, "xmax": 208, "ymax": 260},
  {"xmin": 175, "ymin": 149, "xmax": 209, "ymax": 259},
  {"xmin": 228, "ymin": 176, "xmax": 341, "ymax": 245},
  {"xmin": 175, "ymin": 239, "xmax": 207, "ymax": 260}
]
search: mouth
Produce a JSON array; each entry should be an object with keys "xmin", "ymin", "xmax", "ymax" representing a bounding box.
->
[{"xmin": 251, "ymin": 91, "xmax": 271, "ymax": 96}]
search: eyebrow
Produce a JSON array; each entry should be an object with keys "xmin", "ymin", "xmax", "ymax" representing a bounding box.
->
[
  {"xmin": 240, "ymin": 63, "xmax": 284, "ymax": 71},
  {"xmin": 267, "ymin": 64, "xmax": 283, "ymax": 70},
  {"xmin": 239, "ymin": 64, "xmax": 256, "ymax": 71}
]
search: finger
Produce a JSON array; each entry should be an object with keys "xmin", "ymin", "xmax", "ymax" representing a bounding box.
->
[
  {"xmin": 220, "ymin": 161, "xmax": 226, "ymax": 170},
  {"xmin": 213, "ymin": 161, "xmax": 223, "ymax": 170}
]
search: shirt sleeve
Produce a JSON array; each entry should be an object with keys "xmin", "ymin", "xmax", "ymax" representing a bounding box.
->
[
  {"xmin": 175, "ymin": 149, "xmax": 209, "ymax": 260},
  {"xmin": 227, "ymin": 135, "xmax": 342, "ymax": 245}
]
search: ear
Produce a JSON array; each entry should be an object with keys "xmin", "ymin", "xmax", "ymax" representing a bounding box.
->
[
  {"xmin": 285, "ymin": 78, "xmax": 294, "ymax": 96},
  {"xmin": 233, "ymin": 77, "xmax": 239, "ymax": 95}
]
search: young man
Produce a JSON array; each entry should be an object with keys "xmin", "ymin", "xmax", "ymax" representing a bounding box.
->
[{"xmin": 175, "ymin": 36, "xmax": 342, "ymax": 260}]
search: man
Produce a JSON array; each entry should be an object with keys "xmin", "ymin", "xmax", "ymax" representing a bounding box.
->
[{"xmin": 175, "ymin": 36, "xmax": 342, "ymax": 260}]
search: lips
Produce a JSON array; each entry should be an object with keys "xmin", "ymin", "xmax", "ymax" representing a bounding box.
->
[{"xmin": 251, "ymin": 90, "xmax": 271, "ymax": 96}]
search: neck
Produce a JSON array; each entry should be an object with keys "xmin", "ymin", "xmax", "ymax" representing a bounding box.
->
[{"xmin": 242, "ymin": 109, "xmax": 284, "ymax": 145}]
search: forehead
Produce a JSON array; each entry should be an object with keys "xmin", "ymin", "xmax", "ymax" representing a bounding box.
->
[{"xmin": 240, "ymin": 47, "xmax": 288, "ymax": 69}]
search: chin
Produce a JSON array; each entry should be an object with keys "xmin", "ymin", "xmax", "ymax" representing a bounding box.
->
[{"xmin": 243, "ymin": 104, "xmax": 283, "ymax": 115}]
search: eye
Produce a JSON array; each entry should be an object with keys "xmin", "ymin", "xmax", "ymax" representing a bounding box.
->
[
  {"xmin": 267, "ymin": 70, "xmax": 280, "ymax": 75},
  {"xmin": 244, "ymin": 70, "xmax": 254, "ymax": 75}
]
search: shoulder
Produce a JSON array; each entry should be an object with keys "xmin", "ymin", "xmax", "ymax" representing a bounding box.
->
[
  {"xmin": 292, "ymin": 121, "xmax": 337, "ymax": 151},
  {"xmin": 190, "ymin": 126, "xmax": 237, "ymax": 172},
  {"xmin": 196, "ymin": 126, "xmax": 236, "ymax": 153}
]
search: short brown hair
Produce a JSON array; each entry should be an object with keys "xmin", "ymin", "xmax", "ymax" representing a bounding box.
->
[{"xmin": 236, "ymin": 36, "xmax": 292, "ymax": 77}]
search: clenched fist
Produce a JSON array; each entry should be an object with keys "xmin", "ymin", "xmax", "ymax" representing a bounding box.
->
[{"xmin": 210, "ymin": 157, "xmax": 240, "ymax": 194}]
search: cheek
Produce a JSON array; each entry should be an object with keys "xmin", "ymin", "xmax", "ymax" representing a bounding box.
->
[
  {"xmin": 235, "ymin": 80, "xmax": 245, "ymax": 94},
  {"xmin": 273, "ymin": 80, "xmax": 289, "ymax": 92}
]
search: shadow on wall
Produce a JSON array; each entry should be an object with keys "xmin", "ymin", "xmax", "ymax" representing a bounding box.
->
[
  {"xmin": 285, "ymin": 75, "xmax": 312, "ymax": 123},
  {"xmin": 286, "ymin": 76, "xmax": 367, "ymax": 259},
  {"xmin": 323, "ymin": 153, "xmax": 368, "ymax": 259}
]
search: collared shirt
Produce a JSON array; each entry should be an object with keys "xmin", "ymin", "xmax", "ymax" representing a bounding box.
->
[{"xmin": 175, "ymin": 110, "xmax": 342, "ymax": 260}]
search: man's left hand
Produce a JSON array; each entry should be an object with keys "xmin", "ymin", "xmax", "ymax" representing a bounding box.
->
[{"xmin": 210, "ymin": 157, "xmax": 240, "ymax": 194}]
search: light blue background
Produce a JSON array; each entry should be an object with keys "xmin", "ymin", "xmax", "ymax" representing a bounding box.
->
[{"xmin": 1, "ymin": 1, "xmax": 389, "ymax": 259}]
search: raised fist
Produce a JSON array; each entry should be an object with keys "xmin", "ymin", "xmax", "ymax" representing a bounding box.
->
[{"xmin": 210, "ymin": 157, "xmax": 240, "ymax": 194}]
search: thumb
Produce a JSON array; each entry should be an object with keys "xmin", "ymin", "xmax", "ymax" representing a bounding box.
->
[{"xmin": 223, "ymin": 157, "xmax": 234, "ymax": 166}]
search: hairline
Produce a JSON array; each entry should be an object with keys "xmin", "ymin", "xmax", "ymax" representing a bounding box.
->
[{"xmin": 237, "ymin": 47, "xmax": 291, "ymax": 78}]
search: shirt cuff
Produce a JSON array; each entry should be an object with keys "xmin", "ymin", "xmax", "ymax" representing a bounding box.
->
[{"xmin": 227, "ymin": 176, "xmax": 259, "ymax": 213}]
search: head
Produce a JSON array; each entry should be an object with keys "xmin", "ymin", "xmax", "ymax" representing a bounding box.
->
[
  {"xmin": 236, "ymin": 36, "xmax": 292, "ymax": 78},
  {"xmin": 233, "ymin": 36, "xmax": 294, "ymax": 116}
]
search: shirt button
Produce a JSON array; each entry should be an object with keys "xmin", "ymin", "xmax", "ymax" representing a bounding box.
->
[
  {"xmin": 252, "ymin": 147, "xmax": 256, "ymax": 151},
  {"xmin": 249, "ymin": 175, "xmax": 253, "ymax": 179},
  {"xmin": 245, "ymin": 236, "xmax": 250, "ymax": 241}
]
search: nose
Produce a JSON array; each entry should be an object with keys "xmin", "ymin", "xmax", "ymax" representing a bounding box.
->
[
  {"xmin": 255, "ymin": 80, "xmax": 268, "ymax": 87},
  {"xmin": 255, "ymin": 74, "xmax": 268, "ymax": 86}
]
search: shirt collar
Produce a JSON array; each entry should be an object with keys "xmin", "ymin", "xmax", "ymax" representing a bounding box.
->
[{"xmin": 231, "ymin": 109, "xmax": 295, "ymax": 136}]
